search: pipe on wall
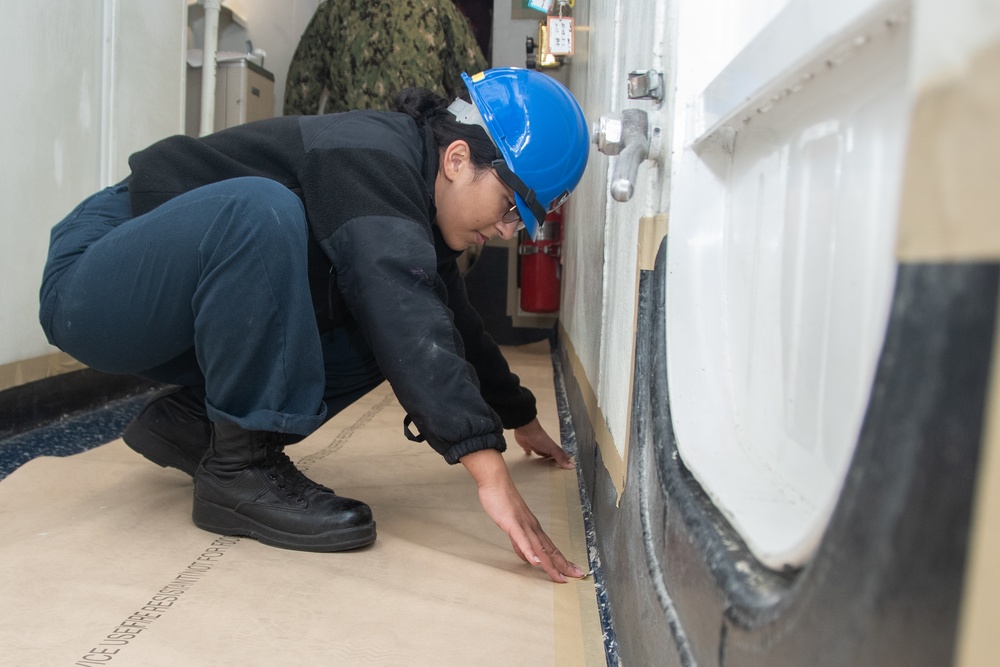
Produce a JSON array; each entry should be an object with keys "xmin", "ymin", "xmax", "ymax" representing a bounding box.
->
[{"xmin": 199, "ymin": 0, "xmax": 221, "ymax": 137}]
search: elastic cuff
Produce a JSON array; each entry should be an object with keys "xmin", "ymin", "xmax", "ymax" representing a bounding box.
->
[{"xmin": 444, "ymin": 433, "xmax": 507, "ymax": 465}]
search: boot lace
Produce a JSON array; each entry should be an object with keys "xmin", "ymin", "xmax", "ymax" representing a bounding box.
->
[{"xmin": 261, "ymin": 441, "xmax": 333, "ymax": 503}]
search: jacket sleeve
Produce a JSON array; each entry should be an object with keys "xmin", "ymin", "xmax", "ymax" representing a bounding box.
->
[
  {"xmin": 301, "ymin": 148, "xmax": 506, "ymax": 464},
  {"xmin": 435, "ymin": 254, "xmax": 538, "ymax": 429}
]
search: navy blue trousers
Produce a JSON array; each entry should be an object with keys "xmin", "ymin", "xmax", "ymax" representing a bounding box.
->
[{"xmin": 39, "ymin": 177, "xmax": 383, "ymax": 436}]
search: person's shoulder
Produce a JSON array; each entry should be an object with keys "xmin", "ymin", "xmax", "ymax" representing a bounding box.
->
[
  {"xmin": 202, "ymin": 115, "xmax": 301, "ymax": 146},
  {"xmin": 297, "ymin": 111, "xmax": 423, "ymax": 168}
]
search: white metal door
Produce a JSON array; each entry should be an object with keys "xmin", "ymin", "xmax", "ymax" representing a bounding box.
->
[{"xmin": 666, "ymin": 0, "xmax": 911, "ymax": 569}]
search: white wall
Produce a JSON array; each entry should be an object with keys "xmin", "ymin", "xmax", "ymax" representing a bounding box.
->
[
  {"xmin": 559, "ymin": 0, "xmax": 611, "ymax": 426},
  {"xmin": 0, "ymin": 0, "xmax": 187, "ymax": 370},
  {"xmin": 561, "ymin": 0, "xmax": 667, "ymax": 473},
  {"xmin": 0, "ymin": 0, "xmax": 325, "ymax": 377}
]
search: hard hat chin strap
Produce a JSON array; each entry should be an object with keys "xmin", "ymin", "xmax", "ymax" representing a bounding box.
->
[{"xmin": 492, "ymin": 159, "xmax": 546, "ymax": 225}]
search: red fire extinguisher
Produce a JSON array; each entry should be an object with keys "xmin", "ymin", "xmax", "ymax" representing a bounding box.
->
[{"xmin": 519, "ymin": 206, "xmax": 563, "ymax": 313}]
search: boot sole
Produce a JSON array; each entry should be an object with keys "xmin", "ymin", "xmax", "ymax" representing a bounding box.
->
[
  {"xmin": 192, "ymin": 498, "xmax": 377, "ymax": 552},
  {"xmin": 123, "ymin": 419, "xmax": 200, "ymax": 477}
]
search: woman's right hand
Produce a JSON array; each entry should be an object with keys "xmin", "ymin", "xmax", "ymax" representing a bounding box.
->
[{"xmin": 461, "ymin": 449, "xmax": 585, "ymax": 583}]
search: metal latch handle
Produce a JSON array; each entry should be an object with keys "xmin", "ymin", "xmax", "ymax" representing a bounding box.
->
[{"xmin": 609, "ymin": 109, "xmax": 649, "ymax": 202}]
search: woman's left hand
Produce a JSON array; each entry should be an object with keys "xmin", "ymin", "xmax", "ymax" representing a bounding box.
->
[{"xmin": 513, "ymin": 418, "xmax": 574, "ymax": 470}]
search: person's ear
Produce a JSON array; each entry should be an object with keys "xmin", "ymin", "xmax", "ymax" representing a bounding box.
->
[{"xmin": 441, "ymin": 140, "xmax": 471, "ymax": 181}]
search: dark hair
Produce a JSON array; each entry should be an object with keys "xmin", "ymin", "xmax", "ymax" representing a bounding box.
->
[{"xmin": 394, "ymin": 87, "xmax": 498, "ymax": 171}]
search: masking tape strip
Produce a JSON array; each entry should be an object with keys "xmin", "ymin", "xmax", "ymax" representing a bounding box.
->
[
  {"xmin": 954, "ymin": 291, "xmax": 1000, "ymax": 666},
  {"xmin": 896, "ymin": 38, "xmax": 1000, "ymax": 261},
  {"xmin": 0, "ymin": 351, "xmax": 86, "ymax": 393},
  {"xmin": 551, "ymin": 462, "xmax": 605, "ymax": 665},
  {"xmin": 639, "ymin": 214, "xmax": 668, "ymax": 272},
  {"xmin": 559, "ymin": 324, "xmax": 626, "ymax": 497}
]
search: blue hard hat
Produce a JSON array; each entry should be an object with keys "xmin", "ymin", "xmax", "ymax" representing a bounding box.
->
[{"xmin": 460, "ymin": 68, "xmax": 589, "ymax": 240}]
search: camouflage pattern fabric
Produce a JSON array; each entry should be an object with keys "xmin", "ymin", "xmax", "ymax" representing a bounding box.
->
[{"xmin": 284, "ymin": 0, "xmax": 489, "ymax": 115}]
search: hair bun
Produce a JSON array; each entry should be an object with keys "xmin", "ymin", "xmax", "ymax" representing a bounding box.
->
[{"xmin": 394, "ymin": 88, "xmax": 450, "ymax": 125}]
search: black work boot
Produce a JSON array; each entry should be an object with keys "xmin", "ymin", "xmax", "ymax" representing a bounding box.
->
[
  {"xmin": 123, "ymin": 387, "xmax": 210, "ymax": 476},
  {"xmin": 192, "ymin": 421, "xmax": 376, "ymax": 551}
]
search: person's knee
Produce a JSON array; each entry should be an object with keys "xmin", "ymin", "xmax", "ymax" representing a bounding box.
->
[
  {"xmin": 233, "ymin": 177, "xmax": 305, "ymax": 224},
  {"xmin": 222, "ymin": 178, "xmax": 308, "ymax": 249}
]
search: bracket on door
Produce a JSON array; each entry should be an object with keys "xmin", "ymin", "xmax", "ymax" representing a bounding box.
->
[{"xmin": 627, "ymin": 69, "xmax": 664, "ymax": 102}]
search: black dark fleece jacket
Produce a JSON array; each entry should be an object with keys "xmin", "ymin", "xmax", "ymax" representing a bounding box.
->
[{"xmin": 127, "ymin": 112, "xmax": 536, "ymax": 463}]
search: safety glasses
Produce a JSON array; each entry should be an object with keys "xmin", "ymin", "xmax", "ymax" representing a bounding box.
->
[
  {"xmin": 490, "ymin": 168, "xmax": 526, "ymax": 231},
  {"xmin": 491, "ymin": 159, "xmax": 545, "ymax": 227}
]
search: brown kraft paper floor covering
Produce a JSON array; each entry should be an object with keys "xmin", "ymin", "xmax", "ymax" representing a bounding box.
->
[{"xmin": 0, "ymin": 342, "xmax": 603, "ymax": 666}]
